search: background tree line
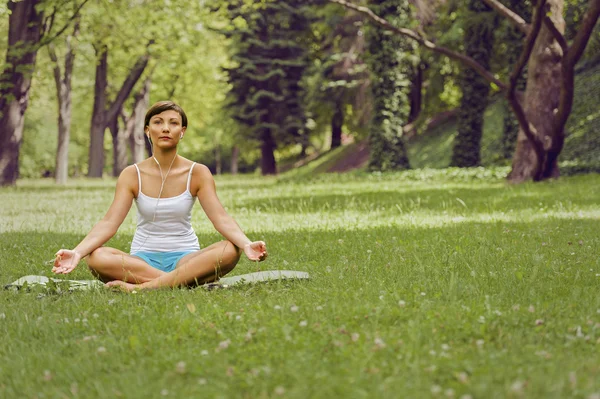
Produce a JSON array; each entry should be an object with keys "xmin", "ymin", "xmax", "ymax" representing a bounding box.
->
[{"xmin": 1, "ymin": 0, "xmax": 598, "ymax": 186}]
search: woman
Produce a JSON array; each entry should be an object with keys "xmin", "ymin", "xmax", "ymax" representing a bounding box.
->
[{"xmin": 53, "ymin": 101, "xmax": 267, "ymax": 290}]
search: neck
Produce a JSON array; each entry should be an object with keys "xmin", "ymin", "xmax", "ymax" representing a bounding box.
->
[{"xmin": 152, "ymin": 148, "xmax": 178, "ymax": 168}]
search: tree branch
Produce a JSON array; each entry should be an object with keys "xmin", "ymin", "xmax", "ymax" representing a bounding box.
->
[
  {"xmin": 47, "ymin": 43, "xmax": 63, "ymax": 104},
  {"xmin": 564, "ymin": 0, "xmax": 600, "ymax": 68},
  {"xmin": 106, "ymin": 53, "xmax": 150, "ymax": 123},
  {"xmin": 543, "ymin": 16, "xmax": 568, "ymax": 53},
  {"xmin": 39, "ymin": 0, "xmax": 90, "ymax": 47},
  {"xmin": 480, "ymin": 0, "xmax": 530, "ymax": 35},
  {"xmin": 328, "ymin": 0, "xmax": 507, "ymax": 90},
  {"xmin": 64, "ymin": 19, "xmax": 80, "ymax": 86}
]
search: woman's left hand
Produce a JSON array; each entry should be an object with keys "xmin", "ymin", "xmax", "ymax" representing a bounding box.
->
[{"xmin": 244, "ymin": 241, "xmax": 267, "ymax": 262}]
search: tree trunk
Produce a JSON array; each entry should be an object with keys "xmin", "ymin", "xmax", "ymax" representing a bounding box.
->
[
  {"xmin": 231, "ymin": 145, "xmax": 239, "ymax": 175},
  {"xmin": 215, "ymin": 144, "xmax": 222, "ymax": 175},
  {"xmin": 451, "ymin": 1, "xmax": 497, "ymax": 167},
  {"xmin": 88, "ymin": 47, "xmax": 108, "ymax": 178},
  {"xmin": 128, "ymin": 78, "xmax": 150, "ymax": 164},
  {"xmin": 49, "ymin": 21, "xmax": 79, "ymax": 184},
  {"xmin": 407, "ymin": 61, "xmax": 423, "ymax": 124},
  {"xmin": 365, "ymin": 0, "xmax": 411, "ymax": 172},
  {"xmin": 509, "ymin": 0, "xmax": 565, "ymax": 182},
  {"xmin": 331, "ymin": 101, "xmax": 344, "ymax": 149},
  {"xmin": 109, "ymin": 116, "xmax": 129, "ymax": 177},
  {"xmin": 0, "ymin": 0, "xmax": 43, "ymax": 186},
  {"xmin": 260, "ymin": 129, "xmax": 277, "ymax": 175}
]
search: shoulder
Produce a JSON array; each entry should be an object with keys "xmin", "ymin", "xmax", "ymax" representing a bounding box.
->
[
  {"xmin": 191, "ymin": 163, "xmax": 212, "ymax": 178},
  {"xmin": 189, "ymin": 163, "xmax": 214, "ymax": 195},
  {"xmin": 119, "ymin": 165, "xmax": 138, "ymax": 181},
  {"xmin": 115, "ymin": 165, "xmax": 138, "ymax": 193}
]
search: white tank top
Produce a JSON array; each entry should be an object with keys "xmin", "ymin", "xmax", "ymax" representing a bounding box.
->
[{"xmin": 130, "ymin": 163, "xmax": 201, "ymax": 254}]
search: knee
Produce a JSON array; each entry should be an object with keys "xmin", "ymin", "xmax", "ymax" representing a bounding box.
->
[
  {"xmin": 220, "ymin": 241, "xmax": 241, "ymax": 267},
  {"xmin": 86, "ymin": 247, "xmax": 112, "ymax": 269}
]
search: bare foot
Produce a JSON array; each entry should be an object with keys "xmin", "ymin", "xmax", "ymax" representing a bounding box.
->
[{"xmin": 105, "ymin": 280, "xmax": 139, "ymax": 292}]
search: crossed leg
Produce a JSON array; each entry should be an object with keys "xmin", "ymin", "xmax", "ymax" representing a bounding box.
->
[
  {"xmin": 86, "ymin": 247, "xmax": 165, "ymax": 284},
  {"xmin": 90, "ymin": 240, "xmax": 241, "ymax": 290}
]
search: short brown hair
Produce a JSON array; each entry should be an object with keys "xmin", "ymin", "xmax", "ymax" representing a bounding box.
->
[{"xmin": 144, "ymin": 101, "xmax": 188, "ymax": 128}]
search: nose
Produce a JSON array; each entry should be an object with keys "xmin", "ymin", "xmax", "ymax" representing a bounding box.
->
[{"xmin": 162, "ymin": 122, "xmax": 170, "ymax": 132}]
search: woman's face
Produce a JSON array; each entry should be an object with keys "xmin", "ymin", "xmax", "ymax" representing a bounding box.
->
[{"xmin": 146, "ymin": 110, "xmax": 186, "ymax": 148}]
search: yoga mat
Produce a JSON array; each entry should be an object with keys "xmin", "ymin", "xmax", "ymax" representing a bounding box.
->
[{"xmin": 5, "ymin": 270, "xmax": 310, "ymax": 291}]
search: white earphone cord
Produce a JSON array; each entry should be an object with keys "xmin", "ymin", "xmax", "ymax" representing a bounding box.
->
[{"xmin": 130, "ymin": 153, "xmax": 177, "ymax": 254}]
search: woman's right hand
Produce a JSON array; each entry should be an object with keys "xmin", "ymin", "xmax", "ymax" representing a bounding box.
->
[{"xmin": 52, "ymin": 249, "xmax": 82, "ymax": 274}]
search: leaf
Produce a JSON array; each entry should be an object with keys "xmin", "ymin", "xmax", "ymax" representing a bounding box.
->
[{"xmin": 186, "ymin": 303, "xmax": 196, "ymax": 314}]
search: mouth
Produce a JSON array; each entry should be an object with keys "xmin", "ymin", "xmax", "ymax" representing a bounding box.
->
[{"xmin": 158, "ymin": 136, "xmax": 172, "ymax": 140}]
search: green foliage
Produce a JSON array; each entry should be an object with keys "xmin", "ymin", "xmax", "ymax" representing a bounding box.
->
[
  {"xmin": 409, "ymin": 62, "xmax": 600, "ymax": 171},
  {"xmin": 418, "ymin": 2, "xmax": 463, "ymax": 121},
  {"xmin": 304, "ymin": 3, "xmax": 371, "ymax": 143},
  {"xmin": 2, "ymin": 173, "xmax": 600, "ymax": 397},
  {"xmin": 221, "ymin": 0, "xmax": 313, "ymax": 147},
  {"xmin": 364, "ymin": 0, "xmax": 413, "ymax": 171},
  {"xmin": 561, "ymin": 64, "xmax": 600, "ymax": 165},
  {"xmin": 17, "ymin": 0, "xmax": 234, "ymax": 177}
]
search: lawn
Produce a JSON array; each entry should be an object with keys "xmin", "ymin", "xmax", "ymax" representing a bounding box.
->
[{"xmin": 0, "ymin": 170, "xmax": 599, "ymax": 398}]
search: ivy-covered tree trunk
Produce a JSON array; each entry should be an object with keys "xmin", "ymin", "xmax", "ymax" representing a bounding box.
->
[
  {"xmin": 0, "ymin": 0, "xmax": 43, "ymax": 186},
  {"xmin": 365, "ymin": 0, "xmax": 411, "ymax": 171},
  {"xmin": 501, "ymin": 0, "xmax": 530, "ymax": 160},
  {"xmin": 509, "ymin": 0, "xmax": 565, "ymax": 181},
  {"xmin": 450, "ymin": 0, "xmax": 497, "ymax": 167}
]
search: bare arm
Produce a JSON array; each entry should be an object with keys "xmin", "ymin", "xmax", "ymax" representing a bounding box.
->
[
  {"xmin": 53, "ymin": 167, "xmax": 136, "ymax": 273},
  {"xmin": 195, "ymin": 164, "xmax": 266, "ymax": 261}
]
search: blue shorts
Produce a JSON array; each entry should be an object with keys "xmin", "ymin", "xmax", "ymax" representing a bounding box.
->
[{"xmin": 131, "ymin": 251, "xmax": 196, "ymax": 273}]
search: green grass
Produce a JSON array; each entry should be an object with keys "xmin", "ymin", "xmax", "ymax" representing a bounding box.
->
[{"xmin": 1, "ymin": 172, "xmax": 599, "ymax": 398}]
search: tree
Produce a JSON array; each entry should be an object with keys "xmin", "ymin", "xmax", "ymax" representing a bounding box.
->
[
  {"xmin": 0, "ymin": 0, "xmax": 87, "ymax": 186},
  {"xmin": 328, "ymin": 0, "xmax": 600, "ymax": 182},
  {"xmin": 87, "ymin": 45, "xmax": 149, "ymax": 177},
  {"xmin": 48, "ymin": 19, "xmax": 80, "ymax": 184},
  {"xmin": 222, "ymin": 0, "xmax": 313, "ymax": 175},
  {"xmin": 365, "ymin": 0, "xmax": 412, "ymax": 171},
  {"xmin": 308, "ymin": 7, "xmax": 371, "ymax": 150},
  {"xmin": 450, "ymin": 1, "xmax": 498, "ymax": 167}
]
